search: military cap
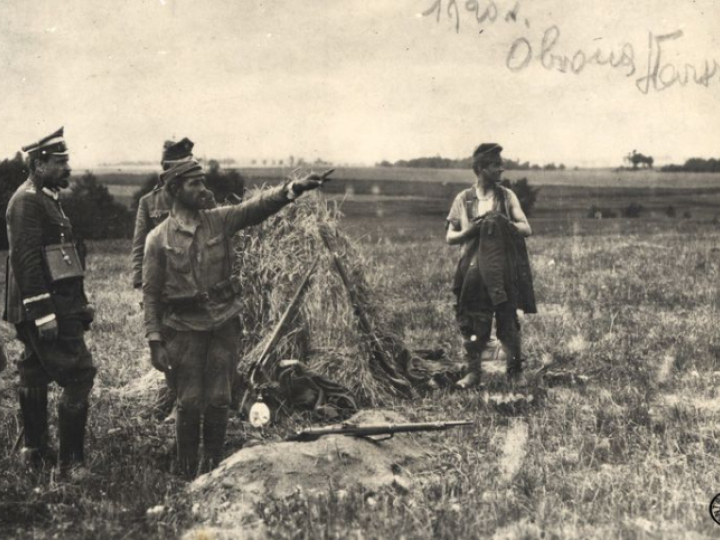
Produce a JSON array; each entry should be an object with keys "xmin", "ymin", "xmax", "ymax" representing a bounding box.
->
[
  {"xmin": 161, "ymin": 137, "xmax": 194, "ymax": 170},
  {"xmin": 160, "ymin": 159, "xmax": 204, "ymax": 187},
  {"xmin": 473, "ymin": 143, "xmax": 503, "ymax": 159},
  {"xmin": 21, "ymin": 127, "xmax": 68, "ymax": 157}
]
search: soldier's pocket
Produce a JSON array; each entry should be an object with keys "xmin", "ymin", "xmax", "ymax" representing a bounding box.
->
[
  {"xmin": 165, "ymin": 247, "xmax": 191, "ymax": 274},
  {"xmin": 206, "ymin": 234, "xmax": 227, "ymax": 267}
]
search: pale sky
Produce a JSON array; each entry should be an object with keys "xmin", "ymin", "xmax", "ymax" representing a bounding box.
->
[{"xmin": 0, "ymin": 0, "xmax": 718, "ymax": 168}]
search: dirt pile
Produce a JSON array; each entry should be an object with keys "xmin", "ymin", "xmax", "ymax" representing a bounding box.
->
[{"xmin": 182, "ymin": 409, "xmax": 430, "ymax": 538}]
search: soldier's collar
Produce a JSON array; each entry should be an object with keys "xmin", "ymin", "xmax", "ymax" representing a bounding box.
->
[{"xmin": 42, "ymin": 187, "xmax": 59, "ymax": 200}]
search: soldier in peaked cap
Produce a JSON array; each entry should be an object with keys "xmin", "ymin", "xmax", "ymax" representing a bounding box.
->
[
  {"xmin": 142, "ymin": 158, "xmax": 331, "ymax": 478},
  {"xmin": 446, "ymin": 143, "xmax": 536, "ymax": 389},
  {"xmin": 4, "ymin": 128, "xmax": 96, "ymax": 476}
]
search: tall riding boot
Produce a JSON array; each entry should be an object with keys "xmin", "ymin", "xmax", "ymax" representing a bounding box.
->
[
  {"xmin": 176, "ymin": 408, "xmax": 201, "ymax": 479},
  {"xmin": 58, "ymin": 401, "xmax": 89, "ymax": 471},
  {"xmin": 202, "ymin": 406, "xmax": 229, "ymax": 472},
  {"xmin": 19, "ymin": 387, "xmax": 55, "ymax": 467}
]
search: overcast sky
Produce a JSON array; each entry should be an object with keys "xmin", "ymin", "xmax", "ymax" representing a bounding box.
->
[{"xmin": 0, "ymin": 0, "xmax": 717, "ymax": 168}]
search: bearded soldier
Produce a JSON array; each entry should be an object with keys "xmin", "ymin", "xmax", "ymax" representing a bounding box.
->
[
  {"xmin": 131, "ymin": 138, "xmax": 213, "ymax": 420},
  {"xmin": 131, "ymin": 138, "xmax": 198, "ymax": 291},
  {"xmin": 446, "ymin": 143, "xmax": 536, "ymax": 389},
  {"xmin": 143, "ymin": 158, "xmax": 329, "ymax": 477},
  {"xmin": 4, "ymin": 128, "xmax": 96, "ymax": 476}
]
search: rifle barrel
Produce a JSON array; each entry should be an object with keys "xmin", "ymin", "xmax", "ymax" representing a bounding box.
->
[{"xmin": 291, "ymin": 421, "xmax": 473, "ymax": 442}]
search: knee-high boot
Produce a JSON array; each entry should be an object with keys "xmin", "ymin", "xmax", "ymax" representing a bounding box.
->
[
  {"xmin": 176, "ymin": 408, "xmax": 201, "ymax": 478},
  {"xmin": 19, "ymin": 386, "xmax": 55, "ymax": 467},
  {"xmin": 203, "ymin": 405, "xmax": 228, "ymax": 471},
  {"xmin": 58, "ymin": 401, "xmax": 89, "ymax": 469}
]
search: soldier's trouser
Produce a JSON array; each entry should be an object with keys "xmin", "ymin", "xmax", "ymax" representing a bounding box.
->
[
  {"xmin": 164, "ymin": 318, "xmax": 239, "ymax": 476},
  {"xmin": 15, "ymin": 317, "xmax": 95, "ymax": 467},
  {"xmin": 458, "ymin": 304, "xmax": 522, "ymax": 375},
  {"xmin": 152, "ymin": 375, "xmax": 177, "ymax": 418}
]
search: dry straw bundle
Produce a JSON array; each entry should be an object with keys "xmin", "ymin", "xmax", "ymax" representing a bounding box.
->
[{"xmin": 235, "ymin": 184, "xmax": 431, "ymax": 406}]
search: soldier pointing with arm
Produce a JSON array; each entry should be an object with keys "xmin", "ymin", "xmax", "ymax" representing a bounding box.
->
[
  {"xmin": 142, "ymin": 159, "xmax": 329, "ymax": 477},
  {"xmin": 4, "ymin": 128, "xmax": 96, "ymax": 477},
  {"xmin": 131, "ymin": 138, "xmax": 217, "ymax": 421}
]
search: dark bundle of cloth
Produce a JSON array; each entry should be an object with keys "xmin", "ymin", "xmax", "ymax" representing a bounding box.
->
[
  {"xmin": 247, "ymin": 360, "xmax": 357, "ymax": 420},
  {"xmin": 452, "ymin": 209, "xmax": 537, "ymax": 316}
]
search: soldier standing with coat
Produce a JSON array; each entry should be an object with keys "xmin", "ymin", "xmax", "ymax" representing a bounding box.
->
[
  {"xmin": 4, "ymin": 128, "xmax": 96, "ymax": 476},
  {"xmin": 142, "ymin": 158, "xmax": 328, "ymax": 477},
  {"xmin": 446, "ymin": 143, "xmax": 536, "ymax": 389}
]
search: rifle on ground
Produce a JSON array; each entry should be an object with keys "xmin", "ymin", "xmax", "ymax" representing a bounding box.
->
[{"xmin": 288, "ymin": 420, "xmax": 473, "ymax": 442}]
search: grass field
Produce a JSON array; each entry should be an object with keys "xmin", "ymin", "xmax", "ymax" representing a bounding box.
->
[{"xmin": 2, "ymin": 170, "xmax": 720, "ymax": 538}]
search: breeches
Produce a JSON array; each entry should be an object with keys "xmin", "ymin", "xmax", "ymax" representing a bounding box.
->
[
  {"xmin": 15, "ymin": 316, "xmax": 96, "ymax": 407},
  {"xmin": 164, "ymin": 318, "xmax": 240, "ymax": 413}
]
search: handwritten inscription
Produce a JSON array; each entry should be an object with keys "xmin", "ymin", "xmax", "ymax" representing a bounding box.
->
[
  {"xmin": 423, "ymin": 1, "xmax": 719, "ymax": 93},
  {"xmin": 507, "ymin": 26, "xmax": 719, "ymax": 93},
  {"xmin": 422, "ymin": 0, "xmax": 525, "ymax": 34}
]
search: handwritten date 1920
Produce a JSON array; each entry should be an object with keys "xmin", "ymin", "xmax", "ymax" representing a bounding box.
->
[
  {"xmin": 506, "ymin": 25, "xmax": 719, "ymax": 93},
  {"xmin": 423, "ymin": 0, "xmax": 524, "ymax": 34}
]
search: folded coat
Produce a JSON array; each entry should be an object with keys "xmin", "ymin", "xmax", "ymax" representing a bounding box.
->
[{"xmin": 451, "ymin": 187, "xmax": 537, "ymax": 315}]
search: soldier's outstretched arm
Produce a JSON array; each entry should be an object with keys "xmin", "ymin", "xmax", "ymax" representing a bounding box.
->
[
  {"xmin": 8, "ymin": 193, "xmax": 55, "ymax": 324},
  {"xmin": 220, "ymin": 173, "xmax": 329, "ymax": 235}
]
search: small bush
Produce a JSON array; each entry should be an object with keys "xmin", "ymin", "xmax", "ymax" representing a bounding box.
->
[
  {"xmin": 621, "ymin": 202, "xmax": 644, "ymax": 218},
  {"xmin": 63, "ymin": 173, "xmax": 134, "ymax": 239},
  {"xmin": 500, "ymin": 177, "xmax": 540, "ymax": 217},
  {"xmin": 665, "ymin": 205, "xmax": 676, "ymax": 218},
  {"xmin": 682, "ymin": 210, "xmax": 692, "ymax": 219}
]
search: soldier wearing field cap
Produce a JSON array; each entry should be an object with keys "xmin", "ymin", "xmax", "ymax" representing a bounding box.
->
[
  {"xmin": 4, "ymin": 128, "xmax": 96, "ymax": 476},
  {"xmin": 132, "ymin": 138, "xmax": 216, "ymax": 421},
  {"xmin": 446, "ymin": 143, "xmax": 536, "ymax": 389},
  {"xmin": 142, "ymin": 158, "xmax": 331, "ymax": 477},
  {"xmin": 131, "ymin": 138, "xmax": 196, "ymax": 290}
]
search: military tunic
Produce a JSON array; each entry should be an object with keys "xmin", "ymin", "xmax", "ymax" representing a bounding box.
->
[
  {"xmin": 4, "ymin": 179, "xmax": 95, "ymax": 390},
  {"xmin": 131, "ymin": 184, "xmax": 172, "ymax": 289}
]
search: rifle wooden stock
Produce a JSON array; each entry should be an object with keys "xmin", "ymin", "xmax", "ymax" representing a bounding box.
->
[
  {"xmin": 289, "ymin": 420, "xmax": 473, "ymax": 442},
  {"xmin": 239, "ymin": 257, "xmax": 320, "ymax": 413}
]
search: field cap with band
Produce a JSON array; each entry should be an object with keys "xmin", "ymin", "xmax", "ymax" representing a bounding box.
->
[
  {"xmin": 22, "ymin": 127, "xmax": 68, "ymax": 157},
  {"xmin": 473, "ymin": 143, "xmax": 503, "ymax": 161},
  {"xmin": 160, "ymin": 159, "xmax": 204, "ymax": 191},
  {"xmin": 161, "ymin": 138, "xmax": 194, "ymax": 171}
]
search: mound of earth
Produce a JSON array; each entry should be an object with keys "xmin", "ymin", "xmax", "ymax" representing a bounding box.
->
[{"xmin": 183, "ymin": 409, "xmax": 432, "ymax": 538}]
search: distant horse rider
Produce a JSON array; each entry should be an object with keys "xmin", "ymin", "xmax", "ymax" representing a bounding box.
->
[{"xmin": 446, "ymin": 143, "xmax": 536, "ymax": 389}]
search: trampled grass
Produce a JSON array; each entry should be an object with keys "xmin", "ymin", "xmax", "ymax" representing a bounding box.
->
[{"xmin": 2, "ymin": 214, "xmax": 720, "ymax": 538}]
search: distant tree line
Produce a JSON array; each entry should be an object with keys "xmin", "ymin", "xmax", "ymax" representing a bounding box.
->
[
  {"xmin": 377, "ymin": 156, "xmax": 564, "ymax": 171},
  {"xmin": 661, "ymin": 158, "xmax": 720, "ymax": 173},
  {"xmin": 0, "ymin": 153, "xmax": 245, "ymax": 248}
]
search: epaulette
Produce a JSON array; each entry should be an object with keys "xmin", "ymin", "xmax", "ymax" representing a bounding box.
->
[{"xmin": 25, "ymin": 185, "xmax": 36, "ymax": 194}]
